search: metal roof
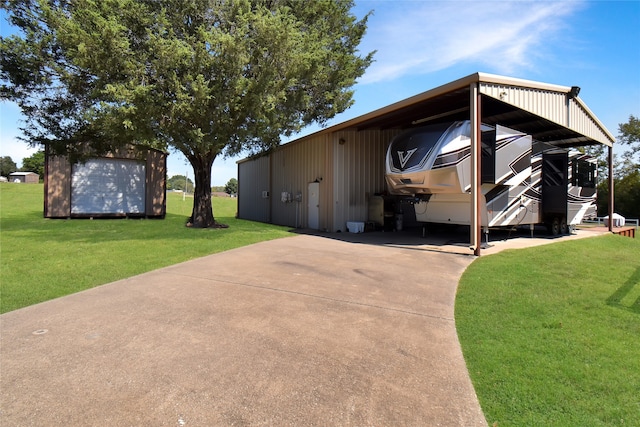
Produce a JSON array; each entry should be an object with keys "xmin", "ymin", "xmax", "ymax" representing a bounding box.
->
[
  {"xmin": 329, "ymin": 72, "xmax": 614, "ymax": 147},
  {"xmin": 9, "ymin": 171, "xmax": 38, "ymax": 176}
]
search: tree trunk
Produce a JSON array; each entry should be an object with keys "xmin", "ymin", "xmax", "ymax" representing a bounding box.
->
[{"xmin": 187, "ymin": 154, "xmax": 225, "ymax": 228}]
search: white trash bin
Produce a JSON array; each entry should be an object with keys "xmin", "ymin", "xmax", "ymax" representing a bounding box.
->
[
  {"xmin": 346, "ymin": 221, "xmax": 365, "ymax": 233},
  {"xmin": 604, "ymin": 213, "xmax": 625, "ymax": 227}
]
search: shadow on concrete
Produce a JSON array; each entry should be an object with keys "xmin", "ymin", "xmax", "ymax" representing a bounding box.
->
[{"xmin": 290, "ymin": 224, "xmax": 571, "ymax": 256}]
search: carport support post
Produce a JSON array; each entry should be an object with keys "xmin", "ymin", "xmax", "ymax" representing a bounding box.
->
[
  {"xmin": 470, "ymin": 83, "xmax": 482, "ymax": 256},
  {"xmin": 608, "ymin": 145, "xmax": 614, "ymax": 232}
]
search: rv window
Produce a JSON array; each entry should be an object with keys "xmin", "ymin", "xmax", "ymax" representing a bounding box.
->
[
  {"xmin": 572, "ymin": 159, "xmax": 596, "ymax": 188},
  {"xmin": 388, "ymin": 122, "xmax": 452, "ymax": 171}
]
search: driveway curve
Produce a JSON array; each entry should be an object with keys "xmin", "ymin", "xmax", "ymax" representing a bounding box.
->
[{"xmin": 1, "ymin": 234, "xmax": 486, "ymax": 426}]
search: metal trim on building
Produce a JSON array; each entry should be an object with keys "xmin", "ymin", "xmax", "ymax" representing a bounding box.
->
[{"xmin": 275, "ymin": 72, "xmax": 614, "ymax": 147}]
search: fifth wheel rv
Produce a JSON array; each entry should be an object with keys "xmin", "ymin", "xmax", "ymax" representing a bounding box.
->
[{"xmin": 385, "ymin": 121, "xmax": 597, "ymax": 235}]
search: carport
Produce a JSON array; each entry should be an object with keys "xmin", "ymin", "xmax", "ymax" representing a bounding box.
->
[{"xmin": 238, "ymin": 72, "xmax": 615, "ymax": 255}]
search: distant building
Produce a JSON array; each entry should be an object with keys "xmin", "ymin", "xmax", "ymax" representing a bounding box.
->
[
  {"xmin": 212, "ymin": 192, "xmax": 231, "ymax": 198},
  {"xmin": 9, "ymin": 172, "xmax": 39, "ymax": 183}
]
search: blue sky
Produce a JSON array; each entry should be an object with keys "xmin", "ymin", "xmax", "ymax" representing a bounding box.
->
[{"xmin": 1, "ymin": 1, "xmax": 639, "ymax": 185}]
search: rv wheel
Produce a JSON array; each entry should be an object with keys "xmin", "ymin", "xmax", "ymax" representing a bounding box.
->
[
  {"xmin": 549, "ymin": 217, "xmax": 561, "ymax": 236},
  {"xmin": 560, "ymin": 218, "xmax": 568, "ymax": 235}
]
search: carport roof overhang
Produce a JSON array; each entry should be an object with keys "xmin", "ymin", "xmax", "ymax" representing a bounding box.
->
[{"xmin": 330, "ymin": 72, "xmax": 614, "ymax": 148}]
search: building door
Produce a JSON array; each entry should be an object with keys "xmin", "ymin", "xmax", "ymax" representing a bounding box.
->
[
  {"xmin": 71, "ymin": 158, "xmax": 146, "ymax": 215},
  {"xmin": 308, "ymin": 181, "xmax": 320, "ymax": 230}
]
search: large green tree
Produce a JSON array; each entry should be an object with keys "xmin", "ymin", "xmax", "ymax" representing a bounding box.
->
[
  {"xmin": 617, "ymin": 114, "xmax": 639, "ymax": 175},
  {"xmin": 21, "ymin": 150, "xmax": 45, "ymax": 179},
  {"xmin": 0, "ymin": 0, "xmax": 373, "ymax": 227},
  {"xmin": 167, "ymin": 174, "xmax": 194, "ymax": 192},
  {"xmin": 224, "ymin": 177, "xmax": 238, "ymax": 195},
  {"xmin": 0, "ymin": 156, "xmax": 17, "ymax": 176},
  {"xmin": 595, "ymin": 114, "xmax": 640, "ymax": 218}
]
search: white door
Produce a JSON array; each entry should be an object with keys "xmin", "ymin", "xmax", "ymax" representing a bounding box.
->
[
  {"xmin": 308, "ymin": 182, "xmax": 320, "ymax": 230},
  {"xmin": 71, "ymin": 158, "xmax": 146, "ymax": 214}
]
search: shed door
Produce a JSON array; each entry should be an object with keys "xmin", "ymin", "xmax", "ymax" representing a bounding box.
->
[
  {"xmin": 71, "ymin": 158, "xmax": 146, "ymax": 214},
  {"xmin": 308, "ymin": 182, "xmax": 320, "ymax": 230}
]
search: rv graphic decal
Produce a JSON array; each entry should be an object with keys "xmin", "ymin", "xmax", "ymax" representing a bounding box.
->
[
  {"xmin": 398, "ymin": 148, "xmax": 418, "ymax": 169},
  {"xmin": 385, "ymin": 121, "xmax": 597, "ymax": 235}
]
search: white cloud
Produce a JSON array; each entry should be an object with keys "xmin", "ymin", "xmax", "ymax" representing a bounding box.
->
[
  {"xmin": 359, "ymin": 1, "xmax": 584, "ymax": 84},
  {"xmin": 0, "ymin": 138, "xmax": 39, "ymax": 169}
]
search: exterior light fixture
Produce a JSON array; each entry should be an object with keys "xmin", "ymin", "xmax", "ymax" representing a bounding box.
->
[{"xmin": 568, "ymin": 86, "xmax": 581, "ymax": 99}]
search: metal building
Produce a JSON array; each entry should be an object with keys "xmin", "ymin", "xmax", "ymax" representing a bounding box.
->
[
  {"xmin": 44, "ymin": 145, "xmax": 167, "ymax": 219},
  {"xmin": 237, "ymin": 72, "xmax": 615, "ymax": 254}
]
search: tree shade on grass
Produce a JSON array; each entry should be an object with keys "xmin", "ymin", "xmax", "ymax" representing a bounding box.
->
[
  {"xmin": 456, "ymin": 235, "xmax": 640, "ymax": 426},
  {"xmin": 1, "ymin": 0, "xmax": 374, "ymax": 228},
  {"xmin": 0, "ymin": 183, "xmax": 291, "ymax": 313}
]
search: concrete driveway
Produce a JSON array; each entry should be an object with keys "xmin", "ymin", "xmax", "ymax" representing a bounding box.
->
[{"xmin": 1, "ymin": 233, "xmax": 487, "ymax": 426}]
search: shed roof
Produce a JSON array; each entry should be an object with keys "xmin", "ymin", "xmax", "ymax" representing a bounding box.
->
[
  {"xmin": 315, "ymin": 72, "xmax": 614, "ymax": 147},
  {"xmin": 9, "ymin": 171, "xmax": 38, "ymax": 176}
]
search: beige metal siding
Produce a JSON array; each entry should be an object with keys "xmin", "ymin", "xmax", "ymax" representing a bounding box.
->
[
  {"xmin": 480, "ymin": 83, "xmax": 614, "ymax": 146},
  {"xmin": 568, "ymin": 99, "xmax": 614, "ymax": 146},
  {"xmin": 270, "ymin": 133, "xmax": 328, "ymax": 229},
  {"xmin": 481, "ymin": 83, "xmax": 567, "ymax": 123},
  {"xmin": 238, "ymin": 155, "xmax": 271, "ymax": 222},
  {"xmin": 331, "ymin": 129, "xmax": 401, "ymax": 232}
]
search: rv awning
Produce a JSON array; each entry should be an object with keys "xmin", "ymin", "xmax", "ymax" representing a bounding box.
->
[{"xmin": 332, "ymin": 72, "xmax": 614, "ymax": 148}]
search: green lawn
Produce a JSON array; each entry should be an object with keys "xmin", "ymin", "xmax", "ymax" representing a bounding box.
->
[
  {"xmin": 0, "ymin": 183, "xmax": 292, "ymax": 313},
  {"xmin": 3, "ymin": 183, "xmax": 640, "ymax": 425},
  {"xmin": 456, "ymin": 235, "xmax": 640, "ymax": 426}
]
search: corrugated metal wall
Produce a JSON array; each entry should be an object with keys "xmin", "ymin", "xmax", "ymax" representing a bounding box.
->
[
  {"xmin": 481, "ymin": 83, "xmax": 567, "ymax": 124},
  {"xmin": 238, "ymin": 154, "xmax": 271, "ymax": 223},
  {"xmin": 331, "ymin": 129, "xmax": 400, "ymax": 232},
  {"xmin": 237, "ymin": 129, "xmax": 403, "ymax": 232},
  {"xmin": 480, "ymin": 83, "xmax": 613, "ymax": 145},
  {"xmin": 270, "ymin": 133, "xmax": 329, "ymax": 229},
  {"xmin": 567, "ymin": 100, "xmax": 613, "ymax": 145}
]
